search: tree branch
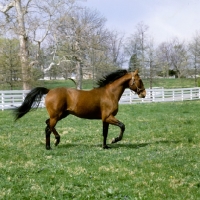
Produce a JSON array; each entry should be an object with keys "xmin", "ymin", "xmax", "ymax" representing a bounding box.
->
[{"xmin": 0, "ymin": 1, "xmax": 15, "ymax": 13}]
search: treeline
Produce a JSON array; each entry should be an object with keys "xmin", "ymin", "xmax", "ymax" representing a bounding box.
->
[{"xmin": 0, "ymin": 0, "xmax": 199, "ymax": 90}]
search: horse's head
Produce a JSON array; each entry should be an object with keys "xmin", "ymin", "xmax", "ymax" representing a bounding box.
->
[{"xmin": 129, "ymin": 69, "xmax": 146, "ymax": 98}]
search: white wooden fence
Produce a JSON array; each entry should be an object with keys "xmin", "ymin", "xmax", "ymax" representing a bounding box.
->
[
  {"xmin": 0, "ymin": 90, "xmax": 45, "ymax": 111},
  {"xmin": 120, "ymin": 87, "xmax": 200, "ymax": 104},
  {"xmin": 1, "ymin": 88, "xmax": 200, "ymax": 110}
]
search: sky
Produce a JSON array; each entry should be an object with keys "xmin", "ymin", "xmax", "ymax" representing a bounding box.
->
[{"xmin": 79, "ymin": 0, "xmax": 200, "ymax": 44}]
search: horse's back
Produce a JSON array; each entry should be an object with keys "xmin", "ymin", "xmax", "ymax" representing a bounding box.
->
[{"xmin": 45, "ymin": 87, "xmax": 104, "ymax": 119}]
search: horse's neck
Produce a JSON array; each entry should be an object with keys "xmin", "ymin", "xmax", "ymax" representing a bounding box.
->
[{"xmin": 108, "ymin": 74, "xmax": 130, "ymax": 100}]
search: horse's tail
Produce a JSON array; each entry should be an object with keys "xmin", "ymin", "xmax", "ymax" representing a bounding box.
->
[{"xmin": 14, "ymin": 87, "xmax": 49, "ymax": 121}]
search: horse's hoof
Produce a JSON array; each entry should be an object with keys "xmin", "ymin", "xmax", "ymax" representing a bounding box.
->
[
  {"xmin": 46, "ymin": 146, "xmax": 52, "ymax": 150},
  {"xmin": 55, "ymin": 141, "xmax": 59, "ymax": 146},
  {"xmin": 55, "ymin": 137, "xmax": 60, "ymax": 146},
  {"xmin": 111, "ymin": 138, "xmax": 116, "ymax": 143},
  {"xmin": 103, "ymin": 145, "xmax": 111, "ymax": 149}
]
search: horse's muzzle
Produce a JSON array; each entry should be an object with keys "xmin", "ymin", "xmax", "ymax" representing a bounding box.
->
[{"xmin": 138, "ymin": 90, "xmax": 146, "ymax": 98}]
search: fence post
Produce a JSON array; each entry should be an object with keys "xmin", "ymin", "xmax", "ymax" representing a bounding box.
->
[
  {"xmin": 181, "ymin": 89, "xmax": 183, "ymax": 101},
  {"xmin": 129, "ymin": 90, "xmax": 132, "ymax": 104},
  {"xmin": 2, "ymin": 92, "xmax": 4, "ymax": 111},
  {"xmin": 152, "ymin": 89, "xmax": 155, "ymax": 102},
  {"xmin": 199, "ymin": 88, "xmax": 200, "ymax": 99},
  {"xmin": 23, "ymin": 91, "xmax": 25, "ymax": 101}
]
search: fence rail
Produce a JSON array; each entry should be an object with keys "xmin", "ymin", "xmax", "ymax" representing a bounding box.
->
[
  {"xmin": 120, "ymin": 87, "xmax": 200, "ymax": 104},
  {"xmin": 0, "ymin": 90, "xmax": 45, "ymax": 111},
  {"xmin": 1, "ymin": 88, "xmax": 200, "ymax": 110}
]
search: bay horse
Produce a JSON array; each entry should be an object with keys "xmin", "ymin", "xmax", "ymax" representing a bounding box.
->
[{"xmin": 14, "ymin": 69, "xmax": 146, "ymax": 150}]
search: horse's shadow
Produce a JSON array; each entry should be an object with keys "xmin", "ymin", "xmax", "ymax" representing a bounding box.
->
[
  {"xmin": 87, "ymin": 139, "xmax": 181, "ymax": 149},
  {"xmin": 110, "ymin": 140, "xmax": 180, "ymax": 149},
  {"xmin": 111, "ymin": 142, "xmax": 150, "ymax": 149},
  {"xmin": 43, "ymin": 139, "xmax": 181, "ymax": 150}
]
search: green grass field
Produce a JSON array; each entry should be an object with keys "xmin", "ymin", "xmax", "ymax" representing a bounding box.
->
[{"xmin": 1, "ymin": 101, "xmax": 200, "ymax": 199}]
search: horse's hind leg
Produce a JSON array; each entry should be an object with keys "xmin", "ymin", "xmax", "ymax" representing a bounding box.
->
[
  {"xmin": 45, "ymin": 118, "xmax": 60, "ymax": 149},
  {"xmin": 52, "ymin": 127, "xmax": 60, "ymax": 146},
  {"xmin": 45, "ymin": 119, "xmax": 52, "ymax": 150}
]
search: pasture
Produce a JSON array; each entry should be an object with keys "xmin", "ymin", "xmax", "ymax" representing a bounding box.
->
[{"xmin": 1, "ymin": 101, "xmax": 200, "ymax": 199}]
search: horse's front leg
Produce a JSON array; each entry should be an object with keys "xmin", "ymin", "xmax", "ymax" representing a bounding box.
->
[
  {"xmin": 111, "ymin": 120, "xmax": 125, "ymax": 144},
  {"xmin": 102, "ymin": 122, "xmax": 110, "ymax": 149},
  {"xmin": 103, "ymin": 115, "xmax": 125, "ymax": 145}
]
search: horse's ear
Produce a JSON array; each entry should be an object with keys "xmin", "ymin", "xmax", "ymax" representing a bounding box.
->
[{"xmin": 133, "ymin": 69, "xmax": 139, "ymax": 75}]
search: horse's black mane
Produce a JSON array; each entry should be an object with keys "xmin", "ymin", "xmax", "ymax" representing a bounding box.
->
[{"xmin": 96, "ymin": 69, "xmax": 128, "ymax": 87}]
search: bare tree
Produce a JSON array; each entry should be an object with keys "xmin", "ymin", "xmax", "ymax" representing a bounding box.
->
[
  {"xmin": 0, "ymin": 0, "xmax": 30, "ymax": 89},
  {"xmin": 50, "ymin": 7, "xmax": 108, "ymax": 89},
  {"xmin": 125, "ymin": 22, "xmax": 149, "ymax": 76},
  {"xmin": 107, "ymin": 31, "xmax": 126, "ymax": 68},
  {"xmin": 146, "ymin": 38, "xmax": 157, "ymax": 88},
  {"xmin": 170, "ymin": 38, "xmax": 189, "ymax": 78},
  {"xmin": 0, "ymin": 0, "xmax": 76, "ymax": 89},
  {"xmin": 156, "ymin": 38, "xmax": 189, "ymax": 78},
  {"xmin": 156, "ymin": 42, "xmax": 172, "ymax": 78},
  {"xmin": 189, "ymin": 31, "xmax": 200, "ymax": 86}
]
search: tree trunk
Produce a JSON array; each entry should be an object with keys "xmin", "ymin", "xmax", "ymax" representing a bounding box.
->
[
  {"xmin": 76, "ymin": 61, "xmax": 82, "ymax": 89},
  {"xmin": 15, "ymin": 0, "xmax": 31, "ymax": 90}
]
